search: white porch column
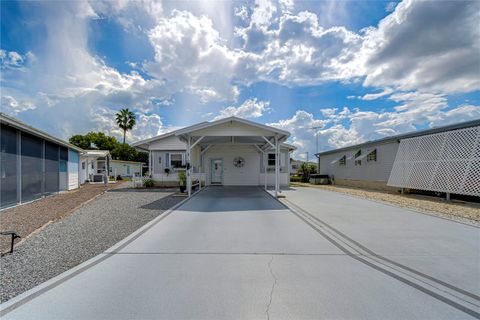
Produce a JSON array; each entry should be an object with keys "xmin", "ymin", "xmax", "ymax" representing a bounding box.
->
[
  {"xmin": 148, "ymin": 150, "xmax": 152, "ymax": 177},
  {"xmin": 264, "ymin": 152, "xmax": 267, "ymax": 191},
  {"xmin": 275, "ymin": 136, "xmax": 279, "ymax": 197},
  {"xmin": 187, "ymin": 135, "xmax": 192, "ymax": 197}
]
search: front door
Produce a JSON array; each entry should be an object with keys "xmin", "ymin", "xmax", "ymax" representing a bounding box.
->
[{"xmin": 211, "ymin": 159, "xmax": 223, "ymax": 185}]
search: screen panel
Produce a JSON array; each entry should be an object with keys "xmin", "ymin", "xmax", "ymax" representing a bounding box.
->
[
  {"xmin": 21, "ymin": 133, "xmax": 43, "ymax": 202},
  {"xmin": 1, "ymin": 125, "xmax": 18, "ymax": 208},
  {"xmin": 44, "ymin": 141, "xmax": 59, "ymax": 194}
]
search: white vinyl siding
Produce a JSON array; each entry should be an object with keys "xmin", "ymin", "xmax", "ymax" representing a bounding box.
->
[
  {"xmin": 319, "ymin": 142, "xmax": 399, "ymax": 182},
  {"xmin": 67, "ymin": 149, "xmax": 79, "ymax": 190}
]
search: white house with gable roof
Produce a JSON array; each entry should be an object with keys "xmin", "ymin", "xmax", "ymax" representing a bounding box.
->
[{"xmin": 132, "ymin": 117, "xmax": 296, "ymax": 197}]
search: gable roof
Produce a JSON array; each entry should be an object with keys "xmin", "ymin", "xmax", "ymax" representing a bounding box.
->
[
  {"xmin": 316, "ymin": 119, "xmax": 480, "ymax": 157},
  {"xmin": 174, "ymin": 116, "xmax": 290, "ymax": 137},
  {"xmin": 131, "ymin": 122, "xmax": 209, "ymax": 149},
  {"xmin": 132, "ymin": 117, "xmax": 291, "ymax": 150},
  {"xmin": 0, "ymin": 112, "xmax": 84, "ymax": 152}
]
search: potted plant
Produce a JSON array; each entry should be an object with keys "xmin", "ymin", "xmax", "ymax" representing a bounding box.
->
[{"xmin": 178, "ymin": 171, "xmax": 186, "ymax": 193}]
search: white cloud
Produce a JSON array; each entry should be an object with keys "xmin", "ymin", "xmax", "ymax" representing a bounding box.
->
[
  {"xmin": 1, "ymin": 0, "xmax": 479, "ymax": 149},
  {"xmin": 1, "ymin": 95, "xmax": 36, "ymax": 114},
  {"xmin": 214, "ymin": 98, "xmax": 270, "ymax": 120},
  {"xmin": 146, "ymin": 10, "xmax": 240, "ymax": 103},
  {"xmin": 361, "ymin": 0, "xmax": 480, "ymax": 94},
  {"xmin": 357, "ymin": 88, "xmax": 393, "ymax": 100},
  {"xmin": 0, "ymin": 49, "xmax": 35, "ymax": 69},
  {"xmin": 272, "ymin": 97, "xmax": 479, "ymax": 159},
  {"xmin": 267, "ymin": 110, "xmax": 330, "ymax": 158},
  {"xmin": 234, "ymin": 5, "xmax": 249, "ymax": 21}
]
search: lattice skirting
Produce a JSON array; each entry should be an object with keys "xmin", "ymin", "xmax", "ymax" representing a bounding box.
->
[{"xmin": 387, "ymin": 125, "xmax": 480, "ymax": 196}]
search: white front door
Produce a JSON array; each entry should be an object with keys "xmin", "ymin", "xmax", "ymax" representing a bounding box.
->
[{"xmin": 211, "ymin": 159, "xmax": 223, "ymax": 184}]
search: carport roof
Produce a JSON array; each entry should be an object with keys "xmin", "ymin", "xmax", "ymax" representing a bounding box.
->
[
  {"xmin": 174, "ymin": 116, "xmax": 290, "ymax": 138},
  {"xmin": 132, "ymin": 117, "xmax": 292, "ymax": 150}
]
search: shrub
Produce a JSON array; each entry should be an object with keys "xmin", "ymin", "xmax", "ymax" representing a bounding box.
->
[
  {"xmin": 290, "ymin": 175, "xmax": 303, "ymax": 182},
  {"xmin": 143, "ymin": 178, "xmax": 155, "ymax": 188},
  {"xmin": 178, "ymin": 171, "xmax": 186, "ymax": 186},
  {"xmin": 116, "ymin": 175, "xmax": 123, "ymax": 180}
]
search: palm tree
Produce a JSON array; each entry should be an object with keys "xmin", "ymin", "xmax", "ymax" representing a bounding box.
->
[{"xmin": 115, "ymin": 108, "xmax": 136, "ymax": 143}]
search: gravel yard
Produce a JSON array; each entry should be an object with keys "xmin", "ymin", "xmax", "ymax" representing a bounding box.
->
[
  {"xmin": 0, "ymin": 188, "xmax": 183, "ymax": 303},
  {"xmin": 0, "ymin": 183, "xmax": 127, "ymax": 254},
  {"xmin": 291, "ymin": 182, "xmax": 480, "ymax": 224}
]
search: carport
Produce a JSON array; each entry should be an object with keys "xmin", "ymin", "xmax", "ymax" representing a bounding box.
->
[{"xmin": 173, "ymin": 117, "xmax": 291, "ymax": 197}]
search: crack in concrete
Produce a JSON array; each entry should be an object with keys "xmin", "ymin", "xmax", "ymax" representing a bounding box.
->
[{"xmin": 266, "ymin": 255, "xmax": 277, "ymax": 320}]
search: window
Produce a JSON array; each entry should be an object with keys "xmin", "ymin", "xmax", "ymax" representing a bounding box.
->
[
  {"xmin": 339, "ymin": 155, "xmax": 346, "ymax": 166},
  {"xmin": 367, "ymin": 149, "xmax": 377, "ymax": 162},
  {"xmin": 158, "ymin": 156, "xmax": 162, "ymax": 164},
  {"xmin": 354, "ymin": 150, "xmax": 362, "ymax": 166},
  {"xmin": 82, "ymin": 162, "xmax": 86, "ymax": 170},
  {"xmin": 268, "ymin": 153, "xmax": 276, "ymax": 166},
  {"xmin": 170, "ymin": 153, "xmax": 184, "ymax": 168}
]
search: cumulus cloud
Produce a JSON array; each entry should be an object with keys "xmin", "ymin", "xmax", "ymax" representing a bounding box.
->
[
  {"xmin": 146, "ymin": 10, "xmax": 240, "ymax": 103},
  {"xmin": 214, "ymin": 98, "xmax": 270, "ymax": 120},
  {"xmin": 1, "ymin": 95, "xmax": 36, "ymax": 114},
  {"xmin": 0, "ymin": 49, "xmax": 35, "ymax": 69},
  {"xmin": 0, "ymin": 1, "xmax": 164, "ymax": 141},
  {"xmin": 361, "ymin": 0, "xmax": 480, "ymax": 93},
  {"xmin": 272, "ymin": 96, "xmax": 479, "ymax": 159},
  {"xmin": 1, "ymin": 0, "xmax": 479, "ymax": 148}
]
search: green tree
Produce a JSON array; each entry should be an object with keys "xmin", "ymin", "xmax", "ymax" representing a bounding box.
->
[
  {"xmin": 69, "ymin": 134, "xmax": 91, "ymax": 149},
  {"xmin": 69, "ymin": 132, "xmax": 118, "ymax": 151},
  {"xmin": 70, "ymin": 131, "xmax": 147, "ymax": 164},
  {"xmin": 115, "ymin": 108, "xmax": 136, "ymax": 143},
  {"xmin": 111, "ymin": 143, "xmax": 138, "ymax": 162},
  {"xmin": 298, "ymin": 162, "xmax": 317, "ymax": 182}
]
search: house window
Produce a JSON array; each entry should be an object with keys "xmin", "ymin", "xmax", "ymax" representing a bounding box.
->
[
  {"xmin": 367, "ymin": 149, "xmax": 377, "ymax": 162},
  {"xmin": 354, "ymin": 150, "xmax": 362, "ymax": 166},
  {"xmin": 82, "ymin": 162, "xmax": 85, "ymax": 170},
  {"xmin": 339, "ymin": 155, "xmax": 346, "ymax": 166},
  {"xmin": 158, "ymin": 156, "xmax": 162, "ymax": 164},
  {"xmin": 170, "ymin": 153, "xmax": 184, "ymax": 168},
  {"xmin": 268, "ymin": 153, "xmax": 276, "ymax": 166}
]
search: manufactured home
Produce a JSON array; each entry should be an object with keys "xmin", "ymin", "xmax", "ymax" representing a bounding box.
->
[
  {"xmin": 133, "ymin": 117, "xmax": 295, "ymax": 196},
  {"xmin": 0, "ymin": 113, "xmax": 82, "ymax": 209},
  {"xmin": 316, "ymin": 120, "xmax": 480, "ymax": 197},
  {"xmin": 110, "ymin": 160, "xmax": 143, "ymax": 178},
  {"xmin": 79, "ymin": 150, "xmax": 111, "ymax": 184}
]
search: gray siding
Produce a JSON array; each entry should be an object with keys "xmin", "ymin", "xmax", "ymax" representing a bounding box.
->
[{"xmin": 319, "ymin": 141, "xmax": 399, "ymax": 182}]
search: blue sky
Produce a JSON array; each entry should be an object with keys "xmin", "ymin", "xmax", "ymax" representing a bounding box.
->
[{"xmin": 1, "ymin": 0, "xmax": 479, "ymax": 159}]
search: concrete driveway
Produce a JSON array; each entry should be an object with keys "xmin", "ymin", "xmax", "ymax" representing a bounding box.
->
[{"xmin": 1, "ymin": 186, "xmax": 479, "ymax": 319}]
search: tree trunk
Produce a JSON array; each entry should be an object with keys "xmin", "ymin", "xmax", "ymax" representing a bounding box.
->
[{"xmin": 123, "ymin": 129, "xmax": 126, "ymax": 144}]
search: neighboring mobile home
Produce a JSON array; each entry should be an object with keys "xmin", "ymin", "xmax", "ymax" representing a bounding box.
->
[
  {"xmin": 79, "ymin": 150, "xmax": 111, "ymax": 184},
  {"xmin": 315, "ymin": 120, "xmax": 480, "ymax": 197},
  {"xmin": 110, "ymin": 160, "xmax": 143, "ymax": 178},
  {"xmin": 0, "ymin": 113, "xmax": 82, "ymax": 209},
  {"xmin": 132, "ymin": 117, "xmax": 295, "ymax": 196}
]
